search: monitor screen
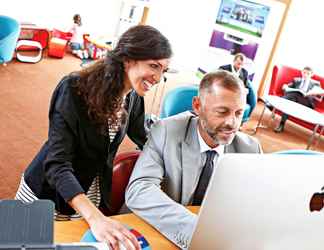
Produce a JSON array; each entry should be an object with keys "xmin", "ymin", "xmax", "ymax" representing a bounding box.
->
[{"xmin": 216, "ymin": 0, "xmax": 270, "ymax": 38}]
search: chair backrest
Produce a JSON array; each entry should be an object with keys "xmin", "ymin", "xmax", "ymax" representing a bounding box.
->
[
  {"xmin": 274, "ymin": 149, "xmax": 324, "ymax": 155},
  {"xmin": 0, "ymin": 15, "xmax": 20, "ymax": 64},
  {"xmin": 242, "ymin": 80, "xmax": 257, "ymax": 123},
  {"xmin": 160, "ymin": 85, "xmax": 199, "ymax": 118},
  {"xmin": 109, "ymin": 151, "xmax": 140, "ymax": 215},
  {"xmin": 52, "ymin": 29, "xmax": 72, "ymax": 40}
]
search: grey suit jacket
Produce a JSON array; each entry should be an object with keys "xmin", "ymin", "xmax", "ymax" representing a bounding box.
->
[
  {"xmin": 287, "ymin": 77, "xmax": 321, "ymax": 108},
  {"xmin": 288, "ymin": 77, "xmax": 320, "ymax": 93},
  {"xmin": 125, "ymin": 111, "xmax": 262, "ymax": 249}
]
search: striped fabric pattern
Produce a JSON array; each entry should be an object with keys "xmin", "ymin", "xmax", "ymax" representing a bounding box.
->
[{"xmin": 15, "ymin": 174, "xmax": 101, "ymax": 221}]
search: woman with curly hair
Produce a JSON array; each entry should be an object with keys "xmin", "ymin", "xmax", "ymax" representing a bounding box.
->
[{"xmin": 15, "ymin": 25, "xmax": 172, "ymax": 250}]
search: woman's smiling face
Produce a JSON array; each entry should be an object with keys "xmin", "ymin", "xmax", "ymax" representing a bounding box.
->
[{"xmin": 124, "ymin": 58, "xmax": 170, "ymax": 96}]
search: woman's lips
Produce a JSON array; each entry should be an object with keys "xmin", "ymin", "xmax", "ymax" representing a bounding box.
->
[{"xmin": 143, "ymin": 80, "xmax": 153, "ymax": 91}]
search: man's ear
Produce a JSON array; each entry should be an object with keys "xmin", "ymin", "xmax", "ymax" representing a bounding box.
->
[{"xmin": 192, "ymin": 96, "xmax": 201, "ymax": 115}]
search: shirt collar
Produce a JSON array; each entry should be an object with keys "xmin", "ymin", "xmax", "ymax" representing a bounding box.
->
[
  {"xmin": 231, "ymin": 64, "xmax": 241, "ymax": 76},
  {"xmin": 197, "ymin": 123, "xmax": 224, "ymax": 155}
]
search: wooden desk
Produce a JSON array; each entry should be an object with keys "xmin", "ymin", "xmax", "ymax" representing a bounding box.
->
[{"xmin": 55, "ymin": 206, "xmax": 199, "ymax": 250}]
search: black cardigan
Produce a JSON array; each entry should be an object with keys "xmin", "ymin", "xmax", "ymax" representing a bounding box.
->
[{"xmin": 24, "ymin": 74, "xmax": 146, "ymax": 214}]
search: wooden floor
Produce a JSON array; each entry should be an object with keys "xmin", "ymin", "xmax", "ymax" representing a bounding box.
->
[{"xmin": 0, "ymin": 54, "xmax": 323, "ymax": 199}]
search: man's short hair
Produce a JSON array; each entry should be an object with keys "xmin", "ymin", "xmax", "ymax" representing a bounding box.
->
[
  {"xmin": 303, "ymin": 66, "xmax": 313, "ymax": 72},
  {"xmin": 233, "ymin": 53, "xmax": 245, "ymax": 62},
  {"xmin": 199, "ymin": 70, "xmax": 244, "ymax": 100}
]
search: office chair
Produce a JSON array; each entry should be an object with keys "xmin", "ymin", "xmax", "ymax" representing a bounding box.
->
[
  {"xmin": 274, "ymin": 149, "xmax": 324, "ymax": 155},
  {"xmin": 242, "ymin": 80, "xmax": 257, "ymax": 123},
  {"xmin": 107, "ymin": 150, "xmax": 140, "ymax": 215},
  {"xmin": 0, "ymin": 15, "xmax": 20, "ymax": 65},
  {"xmin": 160, "ymin": 85, "xmax": 199, "ymax": 118}
]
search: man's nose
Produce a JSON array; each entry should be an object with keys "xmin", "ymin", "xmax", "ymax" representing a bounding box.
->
[{"xmin": 224, "ymin": 114, "xmax": 237, "ymax": 126}]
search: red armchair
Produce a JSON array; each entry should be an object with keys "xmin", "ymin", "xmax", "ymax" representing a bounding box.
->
[
  {"xmin": 269, "ymin": 65, "xmax": 324, "ymax": 131},
  {"xmin": 103, "ymin": 151, "xmax": 140, "ymax": 215}
]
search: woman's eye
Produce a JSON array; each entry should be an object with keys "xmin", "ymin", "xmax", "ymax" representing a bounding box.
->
[{"xmin": 150, "ymin": 64, "xmax": 159, "ymax": 69}]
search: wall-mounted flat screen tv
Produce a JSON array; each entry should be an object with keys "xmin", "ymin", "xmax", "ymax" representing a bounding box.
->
[{"xmin": 216, "ymin": 0, "xmax": 270, "ymax": 38}]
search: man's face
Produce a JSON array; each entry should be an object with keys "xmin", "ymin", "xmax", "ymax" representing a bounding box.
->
[
  {"xmin": 233, "ymin": 58, "xmax": 243, "ymax": 71},
  {"xmin": 193, "ymin": 83, "xmax": 246, "ymax": 147},
  {"xmin": 302, "ymin": 69, "xmax": 313, "ymax": 81}
]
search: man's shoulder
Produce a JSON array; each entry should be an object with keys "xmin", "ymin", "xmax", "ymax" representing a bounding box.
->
[
  {"xmin": 219, "ymin": 64, "xmax": 231, "ymax": 70},
  {"xmin": 151, "ymin": 111, "xmax": 196, "ymax": 135}
]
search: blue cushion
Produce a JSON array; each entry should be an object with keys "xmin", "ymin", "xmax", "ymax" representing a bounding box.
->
[
  {"xmin": 274, "ymin": 150, "xmax": 324, "ymax": 155},
  {"xmin": 241, "ymin": 104, "xmax": 251, "ymax": 123},
  {"xmin": 0, "ymin": 15, "xmax": 20, "ymax": 63},
  {"xmin": 160, "ymin": 85, "xmax": 198, "ymax": 119}
]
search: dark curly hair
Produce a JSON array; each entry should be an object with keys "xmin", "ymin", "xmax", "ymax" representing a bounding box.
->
[{"xmin": 73, "ymin": 25, "xmax": 172, "ymax": 134}]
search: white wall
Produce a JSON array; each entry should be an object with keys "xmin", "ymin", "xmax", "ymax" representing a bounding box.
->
[
  {"xmin": 2, "ymin": 0, "xmax": 123, "ymax": 37},
  {"xmin": 147, "ymin": 0, "xmax": 286, "ymax": 93},
  {"xmin": 146, "ymin": 0, "xmax": 219, "ymax": 72},
  {"xmin": 272, "ymin": 1, "xmax": 324, "ymax": 74},
  {"xmin": 3, "ymin": 1, "xmax": 323, "ymax": 83}
]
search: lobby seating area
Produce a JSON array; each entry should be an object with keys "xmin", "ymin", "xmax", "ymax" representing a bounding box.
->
[{"xmin": 269, "ymin": 65, "xmax": 324, "ymax": 132}]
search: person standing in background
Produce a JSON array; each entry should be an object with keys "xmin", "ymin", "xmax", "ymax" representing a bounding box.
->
[{"xmin": 69, "ymin": 14, "xmax": 88, "ymax": 59}]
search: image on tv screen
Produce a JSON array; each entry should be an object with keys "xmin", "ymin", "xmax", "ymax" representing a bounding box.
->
[{"xmin": 216, "ymin": 0, "xmax": 270, "ymax": 38}]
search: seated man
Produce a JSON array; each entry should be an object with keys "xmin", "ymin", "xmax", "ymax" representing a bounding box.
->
[
  {"xmin": 125, "ymin": 70, "xmax": 262, "ymax": 249},
  {"xmin": 274, "ymin": 66, "xmax": 322, "ymax": 133},
  {"xmin": 219, "ymin": 52, "xmax": 249, "ymax": 88}
]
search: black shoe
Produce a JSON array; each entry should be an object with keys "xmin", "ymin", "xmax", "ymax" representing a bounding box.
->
[{"xmin": 274, "ymin": 124, "xmax": 284, "ymax": 133}]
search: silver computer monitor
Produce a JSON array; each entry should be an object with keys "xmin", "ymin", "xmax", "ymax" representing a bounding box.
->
[{"xmin": 190, "ymin": 154, "xmax": 324, "ymax": 250}]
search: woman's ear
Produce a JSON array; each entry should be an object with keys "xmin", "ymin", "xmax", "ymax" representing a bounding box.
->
[{"xmin": 124, "ymin": 59, "xmax": 134, "ymax": 72}]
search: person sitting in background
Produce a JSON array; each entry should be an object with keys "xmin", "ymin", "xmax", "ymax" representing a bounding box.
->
[
  {"xmin": 125, "ymin": 70, "xmax": 262, "ymax": 249},
  {"xmin": 274, "ymin": 66, "xmax": 322, "ymax": 133},
  {"xmin": 15, "ymin": 25, "xmax": 172, "ymax": 250},
  {"xmin": 219, "ymin": 52, "xmax": 249, "ymax": 88},
  {"xmin": 69, "ymin": 14, "xmax": 88, "ymax": 59}
]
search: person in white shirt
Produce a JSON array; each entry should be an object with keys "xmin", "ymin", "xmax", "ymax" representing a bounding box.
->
[
  {"xmin": 125, "ymin": 70, "xmax": 262, "ymax": 249},
  {"xmin": 219, "ymin": 53, "xmax": 249, "ymax": 88},
  {"xmin": 69, "ymin": 14, "xmax": 88, "ymax": 59}
]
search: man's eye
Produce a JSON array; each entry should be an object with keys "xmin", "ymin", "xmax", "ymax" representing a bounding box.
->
[{"xmin": 216, "ymin": 111, "xmax": 227, "ymax": 115}]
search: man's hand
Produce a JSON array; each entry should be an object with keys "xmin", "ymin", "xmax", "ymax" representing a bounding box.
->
[{"xmin": 282, "ymin": 84, "xmax": 288, "ymax": 91}]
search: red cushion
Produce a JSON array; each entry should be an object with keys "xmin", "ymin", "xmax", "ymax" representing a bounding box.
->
[{"xmin": 108, "ymin": 151, "xmax": 140, "ymax": 215}]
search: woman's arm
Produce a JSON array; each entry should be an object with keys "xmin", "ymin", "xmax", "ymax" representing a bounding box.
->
[
  {"xmin": 45, "ymin": 81, "xmax": 140, "ymax": 250},
  {"xmin": 69, "ymin": 194, "xmax": 140, "ymax": 250}
]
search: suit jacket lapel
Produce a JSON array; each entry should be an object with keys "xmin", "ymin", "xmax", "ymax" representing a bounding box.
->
[
  {"xmin": 181, "ymin": 117, "xmax": 202, "ymax": 204},
  {"xmin": 224, "ymin": 142, "xmax": 236, "ymax": 153}
]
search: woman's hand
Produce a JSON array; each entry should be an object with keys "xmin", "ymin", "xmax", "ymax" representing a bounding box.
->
[
  {"xmin": 89, "ymin": 214, "xmax": 141, "ymax": 250},
  {"xmin": 68, "ymin": 194, "xmax": 140, "ymax": 250}
]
